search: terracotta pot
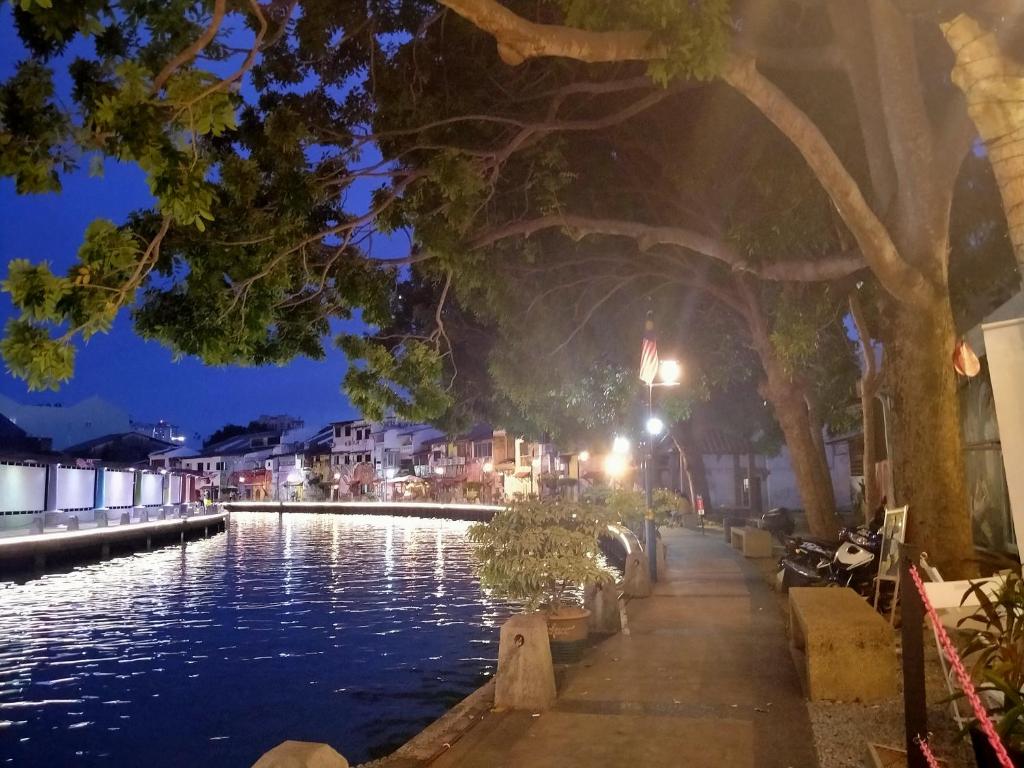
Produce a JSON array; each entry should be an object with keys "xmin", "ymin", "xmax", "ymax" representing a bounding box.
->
[{"xmin": 547, "ymin": 606, "xmax": 591, "ymax": 643}]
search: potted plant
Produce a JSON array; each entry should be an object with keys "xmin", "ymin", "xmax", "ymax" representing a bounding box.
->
[
  {"xmin": 957, "ymin": 573, "xmax": 1024, "ymax": 767},
  {"xmin": 469, "ymin": 497, "xmax": 614, "ymax": 662}
]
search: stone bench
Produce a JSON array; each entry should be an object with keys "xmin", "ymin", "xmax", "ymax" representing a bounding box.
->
[
  {"xmin": 788, "ymin": 587, "xmax": 897, "ymax": 702},
  {"xmin": 729, "ymin": 526, "xmax": 773, "ymax": 558}
]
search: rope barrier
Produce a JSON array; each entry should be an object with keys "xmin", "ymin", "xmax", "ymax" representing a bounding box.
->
[
  {"xmin": 908, "ymin": 564, "xmax": 1015, "ymax": 768},
  {"xmin": 915, "ymin": 736, "xmax": 943, "ymax": 768}
]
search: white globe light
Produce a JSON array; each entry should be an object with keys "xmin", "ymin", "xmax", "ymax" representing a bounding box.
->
[
  {"xmin": 239, "ymin": 476, "xmax": 246, "ymax": 483},
  {"xmin": 612, "ymin": 436, "xmax": 630, "ymax": 454},
  {"xmin": 658, "ymin": 359, "xmax": 682, "ymax": 384},
  {"xmin": 646, "ymin": 417, "xmax": 665, "ymax": 436},
  {"xmin": 603, "ymin": 454, "xmax": 627, "ymax": 478},
  {"xmin": 483, "ymin": 461, "xmax": 494, "ymax": 473},
  {"xmin": 333, "ymin": 472, "xmax": 341, "ymax": 480},
  {"xmin": 578, "ymin": 450, "xmax": 590, "ymax": 462}
]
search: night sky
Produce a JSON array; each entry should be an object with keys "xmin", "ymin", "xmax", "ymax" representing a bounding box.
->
[{"xmin": 0, "ymin": 8, "xmax": 404, "ymax": 441}]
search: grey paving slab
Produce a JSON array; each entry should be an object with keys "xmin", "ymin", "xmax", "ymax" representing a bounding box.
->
[{"xmin": 430, "ymin": 528, "xmax": 819, "ymax": 768}]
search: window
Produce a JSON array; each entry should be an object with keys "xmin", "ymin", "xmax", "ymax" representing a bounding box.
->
[
  {"xmin": 334, "ymin": 426, "xmax": 342, "ymax": 438},
  {"xmin": 216, "ymin": 461, "xmax": 224, "ymax": 470},
  {"xmin": 344, "ymin": 455, "xmax": 350, "ymax": 465},
  {"xmin": 345, "ymin": 425, "xmax": 351, "ymax": 437},
  {"xmin": 474, "ymin": 441, "xmax": 493, "ymax": 459},
  {"xmin": 363, "ymin": 453, "xmax": 370, "ymax": 463},
  {"xmin": 269, "ymin": 436, "xmax": 280, "ymax": 446}
]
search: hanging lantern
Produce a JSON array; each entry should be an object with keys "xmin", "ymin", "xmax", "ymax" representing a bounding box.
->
[{"xmin": 952, "ymin": 338, "xmax": 981, "ymax": 378}]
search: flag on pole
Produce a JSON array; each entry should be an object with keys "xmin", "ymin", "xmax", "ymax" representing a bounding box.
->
[{"xmin": 639, "ymin": 311, "xmax": 659, "ymax": 386}]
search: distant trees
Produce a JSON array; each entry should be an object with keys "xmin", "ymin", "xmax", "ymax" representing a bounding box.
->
[{"xmin": 203, "ymin": 419, "xmax": 274, "ymax": 450}]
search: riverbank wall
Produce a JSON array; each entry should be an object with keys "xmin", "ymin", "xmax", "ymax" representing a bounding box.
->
[{"xmin": 224, "ymin": 501, "xmax": 503, "ymax": 522}]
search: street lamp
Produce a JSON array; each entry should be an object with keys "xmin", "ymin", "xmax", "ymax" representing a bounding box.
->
[
  {"xmin": 646, "ymin": 416, "xmax": 664, "ymax": 436},
  {"xmin": 578, "ymin": 450, "xmax": 590, "ymax": 462},
  {"xmin": 658, "ymin": 359, "xmax": 682, "ymax": 385},
  {"xmin": 612, "ymin": 436, "xmax": 631, "ymax": 454},
  {"xmin": 603, "ymin": 453, "xmax": 627, "ymax": 483}
]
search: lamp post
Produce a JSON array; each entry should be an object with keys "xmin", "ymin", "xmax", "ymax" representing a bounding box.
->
[
  {"xmin": 576, "ymin": 450, "xmax": 589, "ymax": 501},
  {"xmin": 643, "ymin": 359, "xmax": 682, "ymax": 581}
]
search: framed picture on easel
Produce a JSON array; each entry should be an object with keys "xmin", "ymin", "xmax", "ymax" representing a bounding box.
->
[{"xmin": 874, "ymin": 505, "xmax": 909, "ymax": 622}]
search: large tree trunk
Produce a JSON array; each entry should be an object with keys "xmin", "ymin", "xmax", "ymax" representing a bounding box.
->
[
  {"xmin": 885, "ymin": 293, "xmax": 975, "ymax": 577},
  {"xmin": 674, "ymin": 424, "xmax": 713, "ymax": 516},
  {"xmin": 849, "ymin": 293, "xmax": 883, "ymax": 523},
  {"xmin": 763, "ymin": 376, "xmax": 841, "ymax": 540},
  {"xmin": 942, "ymin": 14, "xmax": 1024, "ymax": 275}
]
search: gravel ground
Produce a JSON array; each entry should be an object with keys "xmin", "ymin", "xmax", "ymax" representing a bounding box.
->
[
  {"xmin": 747, "ymin": 554, "xmax": 976, "ymax": 768},
  {"xmin": 806, "ymin": 632, "xmax": 976, "ymax": 768}
]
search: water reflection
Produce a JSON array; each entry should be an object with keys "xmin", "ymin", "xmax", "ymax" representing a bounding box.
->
[{"xmin": 0, "ymin": 512, "xmax": 508, "ymax": 767}]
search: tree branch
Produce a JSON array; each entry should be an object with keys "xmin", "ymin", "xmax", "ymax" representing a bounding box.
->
[
  {"xmin": 471, "ymin": 213, "xmax": 866, "ymax": 281},
  {"xmin": 153, "ymin": 0, "xmax": 227, "ymax": 92}
]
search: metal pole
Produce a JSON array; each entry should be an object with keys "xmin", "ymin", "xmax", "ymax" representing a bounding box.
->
[{"xmin": 645, "ymin": 384, "xmax": 657, "ymax": 581}]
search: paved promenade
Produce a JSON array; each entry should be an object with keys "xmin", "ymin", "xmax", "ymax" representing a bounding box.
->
[{"xmin": 430, "ymin": 527, "xmax": 819, "ymax": 768}]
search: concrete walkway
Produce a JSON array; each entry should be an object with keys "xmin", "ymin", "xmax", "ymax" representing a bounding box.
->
[{"xmin": 430, "ymin": 527, "xmax": 819, "ymax": 768}]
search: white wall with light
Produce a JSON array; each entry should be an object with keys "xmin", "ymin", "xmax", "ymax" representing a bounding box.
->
[
  {"xmin": 0, "ymin": 464, "xmax": 46, "ymax": 512},
  {"xmin": 140, "ymin": 473, "xmax": 163, "ymax": 506},
  {"xmin": 105, "ymin": 470, "xmax": 135, "ymax": 507},
  {"xmin": 56, "ymin": 467, "xmax": 96, "ymax": 510}
]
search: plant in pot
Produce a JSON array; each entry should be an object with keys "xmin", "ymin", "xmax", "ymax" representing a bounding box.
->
[
  {"xmin": 957, "ymin": 573, "xmax": 1024, "ymax": 767},
  {"xmin": 469, "ymin": 497, "xmax": 615, "ymax": 663}
]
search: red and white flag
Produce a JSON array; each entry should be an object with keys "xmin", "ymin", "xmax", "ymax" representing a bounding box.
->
[{"xmin": 639, "ymin": 311, "xmax": 659, "ymax": 386}]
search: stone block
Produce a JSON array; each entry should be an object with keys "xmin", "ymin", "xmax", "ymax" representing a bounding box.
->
[
  {"xmin": 30, "ymin": 517, "xmax": 44, "ymax": 534},
  {"xmin": 731, "ymin": 527, "xmax": 773, "ymax": 558},
  {"xmin": 66, "ymin": 516, "xmax": 79, "ymax": 531},
  {"xmin": 94, "ymin": 510, "xmax": 108, "ymax": 527},
  {"xmin": 656, "ymin": 540, "xmax": 668, "ymax": 579},
  {"xmin": 251, "ymin": 740, "xmax": 348, "ymax": 768},
  {"xmin": 494, "ymin": 613, "xmax": 556, "ymax": 711},
  {"xmin": 584, "ymin": 580, "xmax": 621, "ymax": 635},
  {"xmin": 119, "ymin": 512, "xmax": 131, "ymax": 526},
  {"xmin": 789, "ymin": 587, "xmax": 898, "ymax": 702},
  {"xmin": 622, "ymin": 551, "xmax": 652, "ymax": 598}
]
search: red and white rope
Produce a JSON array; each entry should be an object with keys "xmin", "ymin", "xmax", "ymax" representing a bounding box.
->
[
  {"xmin": 915, "ymin": 735, "xmax": 943, "ymax": 768},
  {"xmin": 909, "ymin": 564, "xmax": 1015, "ymax": 768}
]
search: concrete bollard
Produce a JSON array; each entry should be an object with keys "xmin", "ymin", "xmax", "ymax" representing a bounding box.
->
[
  {"xmin": 158, "ymin": 509, "xmax": 167, "ymax": 520},
  {"xmin": 66, "ymin": 516, "xmax": 79, "ymax": 531},
  {"xmin": 139, "ymin": 509, "xmax": 149, "ymax": 523},
  {"xmin": 251, "ymin": 740, "xmax": 349, "ymax": 768},
  {"xmin": 94, "ymin": 511, "xmax": 108, "ymax": 527},
  {"xmin": 584, "ymin": 580, "xmax": 621, "ymax": 635},
  {"xmin": 623, "ymin": 552, "xmax": 652, "ymax": 597},
  {"xmin": 30, "ymin": 517, "xmax": 44, "ymax": 535},
  {"xmin": 119, "ymin": 512, "xmax": 131, "ymax": 526},
  {"xmin": 656, "ymin": 540, "xmax": 668, "ymax": 580},
  {"xmin": 494, "ymin": 613, "xmax": 556, "ymax": 711}
]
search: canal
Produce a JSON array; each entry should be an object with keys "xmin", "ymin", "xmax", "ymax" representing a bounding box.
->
[{"xmin": 0, "ymin": 512, "xmax": 510, "ymax": 767}]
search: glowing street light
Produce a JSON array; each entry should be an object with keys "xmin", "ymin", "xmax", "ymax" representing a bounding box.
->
[
  {"xmin": 239, "ymin": 476, "xmax": 246, "ymax": 483},
  {"xmin": 578, "ymin": 450, "xmax": 590, "ymax": 462},
  {"xmin": 434, "ymin": 466, "xmax": 445, "ymax": 476},
  {"xmin": 646, "ymin": 416, "xmax": 665, "ymax": 436},
  {"xmin": 333, "ymin": 472, "xmax": 341, "ymax": 480},
  {"xmin": 612, "ymin": 436, "xmax": 631, "ymax": 454},
  {"xmin": 658, "ymin": 359, "xmax": 682, "ymax": 385},
  {"xmin": 483, "ymin": 461, "xmax": 494, "ymax": 473},
  {"xmin": 603, "ymin": 454, "xmax": 627, "ymax": 478}
]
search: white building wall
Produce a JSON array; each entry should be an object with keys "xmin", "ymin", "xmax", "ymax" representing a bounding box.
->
[
  {"xmin": 0, "ymin": 464, "xmax": 47, "ymax": 512},
  {"xmin": 701, "ymin": 455, "xmax": 739, "ymax": 509},
  {"xmin": 105, "ymin": 470, "xmax": 135, "ymax": 508},
  {"xmin": 140, "ymin": 473, "xmax": 163, "ymax": 506},
  {"xmin": 56, "ymin": 467, "xmax": 96, "ymax": 510}
]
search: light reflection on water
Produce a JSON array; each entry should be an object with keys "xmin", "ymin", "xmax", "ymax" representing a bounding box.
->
[{"xmin": 0, "ymin": 512, "xmax": 509, "ymax": 767}]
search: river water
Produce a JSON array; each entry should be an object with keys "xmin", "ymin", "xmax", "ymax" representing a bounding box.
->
[{"xmin": 0, "ymin": 512, "xmax": 510, "ymax": 767}]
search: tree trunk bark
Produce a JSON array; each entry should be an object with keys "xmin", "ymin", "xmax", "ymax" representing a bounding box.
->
[
  {"xmin": 849, "ymin": 293, "xmax": 883, "ymax": 523},
  {"xmin": 764, "ymin": 377, "xmax": 841, "ymax": 540},
  {"xmin": 885, "ymin": 294, "xmax": 975, "ymax": 577},
  {"xmin": 675, "ymin": 425, "xmax": 713, "ymax": 516},
  {"xmin": 942, "ymin": 14, "xmax": 1024, "ymax": 276}
]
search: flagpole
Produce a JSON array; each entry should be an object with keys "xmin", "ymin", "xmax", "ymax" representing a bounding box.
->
[{"xmin": 645, "ymin": 381, "xmax": 657, "ymax": 582}]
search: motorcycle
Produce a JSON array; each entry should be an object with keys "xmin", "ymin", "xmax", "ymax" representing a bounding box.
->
[
  {"xmin": 759, "ymin": 507, "xmax": 795, "ymax": 543},
  {"xmin": 777, "ymin": 524, "xmax": 881, "ymax": 597}
]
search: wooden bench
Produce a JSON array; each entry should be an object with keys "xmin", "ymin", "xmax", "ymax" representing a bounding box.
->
[
  {"xmin": 789, "ymin": 587, "xmax": 897, "ymax": 702},
  {"xmin": 729, "ymin": 526, "xmax": 773, "ymax": 558}
]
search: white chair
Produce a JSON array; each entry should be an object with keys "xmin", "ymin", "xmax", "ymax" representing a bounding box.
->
[{"xmin": 919, "ymin": 556, "xmax": 1003, "ymax": 729}]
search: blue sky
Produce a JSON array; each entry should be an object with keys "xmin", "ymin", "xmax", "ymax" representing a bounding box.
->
[{"xmin": 0, "ymin": 7, "xmax": 404, "ymax": 440}]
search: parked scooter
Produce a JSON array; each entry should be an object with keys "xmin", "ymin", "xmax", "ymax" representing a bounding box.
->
[
  {"xmin": 759, "ymin": 507, "xmax": 795, "ymax": 543},
  {"xmin": 777, "ymin": 524, "xmax": 882, "ymax": 596}
]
